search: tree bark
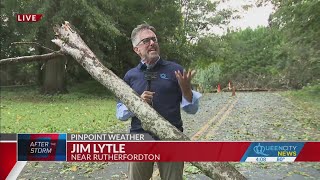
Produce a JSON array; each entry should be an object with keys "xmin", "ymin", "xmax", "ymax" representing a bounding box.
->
[
  {"xmin": 51, "ymin": 22, "xmax": 246, "ymax": 180},
  {"xmin": 41, "ymin": 56, "xmax": 68, "ymax": 94}
]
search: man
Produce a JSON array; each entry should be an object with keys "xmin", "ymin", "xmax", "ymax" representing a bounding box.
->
[{"xmin": 116, "ymin": 24, "xmax": 201, "ymax": 180}]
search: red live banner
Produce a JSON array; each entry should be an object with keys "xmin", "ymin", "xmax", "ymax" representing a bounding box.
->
[
  {"xmin": 16, "ymin": 14, "xmax": 43, "ymax": 22},
  {"xmin": 67, "ymin": 142, "xmax": 251, "ymax": 162}
]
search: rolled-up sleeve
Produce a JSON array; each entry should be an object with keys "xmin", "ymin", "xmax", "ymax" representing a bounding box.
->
[
  {"xmin": 181, "ymin": 90, "xmax": 202, "ymax": 114},
  {"xmin": 116, "ymin": 101, "xmax": 134, "ymax": 121}
]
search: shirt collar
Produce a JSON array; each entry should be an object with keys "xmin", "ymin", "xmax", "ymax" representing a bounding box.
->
[
  {"xmin": 138, "ymin": 57, "xmax": 163, "ymax": 71},
  {"xmin": 141, "ymin": 56, "xmax": 160, "ymax": 68}
]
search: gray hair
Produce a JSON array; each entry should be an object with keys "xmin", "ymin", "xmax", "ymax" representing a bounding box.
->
[{"xmin": 131, "ymin": 24, "xmax": 156, "ymax": 47}]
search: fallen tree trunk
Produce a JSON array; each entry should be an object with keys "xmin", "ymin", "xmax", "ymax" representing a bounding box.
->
[{"xmin": 52, "ymin": 22, "xmax": 246, "ymax": 180}]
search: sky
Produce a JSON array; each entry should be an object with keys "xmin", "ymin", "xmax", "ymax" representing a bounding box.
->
[{"xmin": 212, "ymin": 0, "xmax": 274, "ymax": 35}]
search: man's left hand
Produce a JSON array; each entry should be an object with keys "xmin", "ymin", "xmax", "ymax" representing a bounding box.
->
[{"xmin": 175, "ymin": 69, "xmax": 196, "ymax": 102}]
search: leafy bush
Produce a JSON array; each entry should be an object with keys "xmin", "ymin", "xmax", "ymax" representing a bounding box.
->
[{"xmin": 193, "ymin": 63, "xmax": 221, "ymax": 92}]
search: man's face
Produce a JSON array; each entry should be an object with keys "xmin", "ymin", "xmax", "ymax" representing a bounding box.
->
[{"xmin": 133, "ymin": 29, "xmax": 160, "ymax": 64}]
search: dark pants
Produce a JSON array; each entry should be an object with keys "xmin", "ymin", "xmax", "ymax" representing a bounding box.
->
[{"xmin": 128, "ymin": 162, "xmax": 184, "ymax": 180}]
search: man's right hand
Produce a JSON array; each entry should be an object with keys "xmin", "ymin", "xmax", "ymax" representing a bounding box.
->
[{"xmin": 140, "ymin": 91, "xmax": 155, "ymax": 104}]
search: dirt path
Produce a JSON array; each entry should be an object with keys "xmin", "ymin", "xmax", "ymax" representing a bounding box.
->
[{"xmin": 18, "ymin": 92, "xmax": 320, "ymax": 179}]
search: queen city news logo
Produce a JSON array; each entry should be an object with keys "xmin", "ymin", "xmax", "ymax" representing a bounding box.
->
[{"xmin": 241, "ymin": 142, "xmax": 304, "ymax": 162}]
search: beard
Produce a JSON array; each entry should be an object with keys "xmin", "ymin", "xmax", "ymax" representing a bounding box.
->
[{"xmin": 143, "ymin": 49, "xmax": 160, "ymax": 64}]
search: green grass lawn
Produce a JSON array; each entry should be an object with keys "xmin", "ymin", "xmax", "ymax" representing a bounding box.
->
[
  {"xmin": 282, "ymin": 84, "xmax": 320, "ymax": 130},
  {"xmin": 0, "ymin": 81, "xmax": 128, "ymax": 133},
  {"xmin": 284, "ymin": 85, "xmax": 320, "ymax": 107}
]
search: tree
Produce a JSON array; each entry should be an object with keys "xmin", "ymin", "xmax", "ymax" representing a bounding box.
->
[
  {"xmin": 1, "ymin": 0, "xmax": 121, "ymax": 93},
  {"xmin": 259, "ymin": 0, "xmax": 320, "ymax": 88}
]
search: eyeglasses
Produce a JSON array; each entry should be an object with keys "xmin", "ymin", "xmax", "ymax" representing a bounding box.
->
[{"xmin": 136, "ymin": 37, "xmax": 158, "ymax": 46}]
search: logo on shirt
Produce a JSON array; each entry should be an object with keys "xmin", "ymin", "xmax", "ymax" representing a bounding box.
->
[{"xmin": 160, "ymin": 73, "xmax": 169, "ymax": 80}]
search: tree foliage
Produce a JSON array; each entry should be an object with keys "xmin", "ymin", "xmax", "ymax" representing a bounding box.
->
[
  {"xmin": 1, "ymin": 0, "xmax": 318, "ymax": 91},
  {"xmin": 1, "ymin": 0, "xmax": 186, "ymax": 87},
  {"xmin": 268, "ymin": 0, "xmax": 320, "ymax": 88},
  {"xmin": 191, "ymin": 0, "xmax": 320, "ymax": 90}
]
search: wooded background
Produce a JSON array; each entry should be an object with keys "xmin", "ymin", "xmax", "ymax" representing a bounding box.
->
[{"xmin": 1, "ymin": 0, "xmax": 319, "ymax": 94}]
